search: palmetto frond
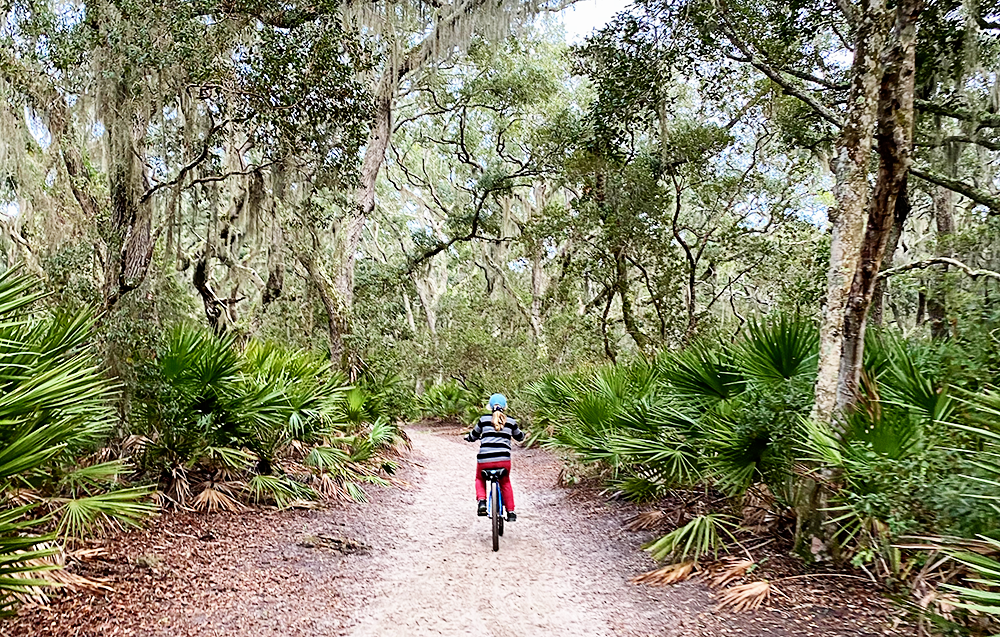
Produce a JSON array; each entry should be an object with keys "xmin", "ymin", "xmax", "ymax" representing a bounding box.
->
[
  {"xmin": 247, "ymin": 474, "xmax": 317, "ymax": 508},
  {"xmin": 304, "ymin": 445, "xmax": 353, "ymax": 471},
  {"xmin": 0, "ymin": 271, "xmax": 152, "ymax": 608},
  {"xmin": 54, "ymin": 487, "xmax": 157, "ymax": 540},
  {"xmin": 738, "ymin": 314, "xmax": 818, "ymax": 383},
  {"xmin": 875, "ymin": 335, "xmax": 952, "ymax": 424},
  {"xmin": 604, "ymin": 433, "xmax": 702, "ymax": 489},
  {"xmin": 642, "ymin": 514, "xmax": 737, "ymax": 564},
  {"xmin": 662, "ymin": 344, "xmax": 746, "ymax": 406},
  {"xmin": 418, "ymin": 380, "xmax": 479, "ymax": 423}
]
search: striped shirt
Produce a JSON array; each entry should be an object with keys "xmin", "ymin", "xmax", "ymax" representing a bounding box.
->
[{"xmin": 465, "ymin": 414, "xmax": 525, "ymax": 464}]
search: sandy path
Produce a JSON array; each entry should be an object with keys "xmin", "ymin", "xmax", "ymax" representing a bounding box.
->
[
  {"xmin": 342, "ymin": 429, "xmax": 627, "ymax": 637},
  {"xmin": 334, "ymin": 428, "xmax": 897, "ymax": 637}
]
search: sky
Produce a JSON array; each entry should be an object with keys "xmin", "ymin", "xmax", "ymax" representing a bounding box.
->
[{"xmin": 560, "ymin": 0, "xmax": 634, "ymax": 43}]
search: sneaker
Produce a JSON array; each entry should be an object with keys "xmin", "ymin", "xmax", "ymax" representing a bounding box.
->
[
  {"xmin": 477, "ymin": 500, "xmax": 487, "ymax": 516},
  {"xmin": 506, "ymin": 511, "xmax": 517, "ymax": 522}
]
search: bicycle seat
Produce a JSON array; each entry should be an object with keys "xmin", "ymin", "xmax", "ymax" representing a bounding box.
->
[{"xmin": 481, "ymin": 468, "xmax": 508, "ymax": 480}]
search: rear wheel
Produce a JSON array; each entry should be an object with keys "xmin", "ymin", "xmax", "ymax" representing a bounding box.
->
[{"xmin": 491, "ymin": 484, "xmax": 500, "ymax": 552}]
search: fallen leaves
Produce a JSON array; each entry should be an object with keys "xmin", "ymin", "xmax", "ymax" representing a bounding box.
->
[
  {"xmin": 716, "ymin": 580, "xmax": 774, "ymax": 612},
  {"xmin": 623, "ymin": 510, "xmax": 667, "ymax": 532},
  {"xmin": 631, "ymin": 561, "xmax": 698, "ymax": 586}
]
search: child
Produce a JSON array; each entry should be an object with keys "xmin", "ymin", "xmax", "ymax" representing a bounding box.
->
[{"xmin": 465, "ymin": 393, "xmax": 524, "ymax": 521}]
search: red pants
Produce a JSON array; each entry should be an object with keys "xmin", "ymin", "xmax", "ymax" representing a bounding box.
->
[{"xmin": 475, "ymin": 461, "xmax": 514, "ymax": 511}]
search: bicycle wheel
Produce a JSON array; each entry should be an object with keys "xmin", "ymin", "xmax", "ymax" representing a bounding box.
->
[{"xmin": 491, "ymin": 483, "xmax": 500, "ymax": 552}]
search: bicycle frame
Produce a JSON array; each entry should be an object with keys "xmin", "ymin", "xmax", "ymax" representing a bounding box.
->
[
  {"xmin": 481, "ymin": 467, "xmax": 507, "ymax": 551},
  {"xmin": 485, "ymin": 476, "xmax": 505, "ymax": 518}
]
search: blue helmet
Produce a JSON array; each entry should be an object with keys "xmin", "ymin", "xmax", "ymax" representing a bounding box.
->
[{"xmin": 489, "ymin": 393, "xmax": 507, "ymax": 411}]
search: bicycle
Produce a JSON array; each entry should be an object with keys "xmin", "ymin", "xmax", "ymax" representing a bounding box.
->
[{"xmin": 481, "ymin": 467, "xmax": 507, "ymax": 551}]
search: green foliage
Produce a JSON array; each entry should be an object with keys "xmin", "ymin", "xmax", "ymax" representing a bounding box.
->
[
  {"xmin": 0, "ymin": 507, "xmax": 58, "ymax": 616},
  {"xmin": 643, "ymin": 514, "xmax": 737, "ymax": 564},
  {"xmin": 663, "ymin": 344, "xmax": 746, "ymax": 407},
  {"xmin": 532, "ymin": 313, "xmax": 992, "ymax": 579},
  {"xmin": 533, "ymin": 316, "xmax": 821, "ymax": 502},
  {"xmin": 944, "ymin": 540, "xmax": 1000, "ymax": 619},
  {"xmin": 133, "ymin": 325, "xmax": 401, "ymax": 508},
  {"xmin": 738, "ymin": 314, "xmax": 818, "ymax": 383},
  {"xmin": 0, "ymin": 271, "xmax": 154, "ymax": 610},
  {"xmin": 418, "ymin": 380, "xmax": 481, "ymax": 424}
]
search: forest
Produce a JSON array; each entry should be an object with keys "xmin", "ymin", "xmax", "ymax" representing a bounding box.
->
[{"xmin": 2, "ymin": 0, "xmax": 1000, "ymax": 633}]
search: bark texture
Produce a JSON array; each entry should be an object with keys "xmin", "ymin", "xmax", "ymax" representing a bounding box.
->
[
  {"xmin": 836, "ymin": 0, "xmax": 920, "ymax": 412},
  {"xmin": 812, "ymin": 0, "xmax": 889, "ymax": 423},
  {"xmin": 869, "ymin": 187, "xmax": 910, "ymax": 326}
]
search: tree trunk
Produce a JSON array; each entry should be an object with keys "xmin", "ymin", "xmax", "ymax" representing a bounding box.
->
[
  {"xmin": 104, "ymin": 82, "xmax": 155, "ymax": 313},
  {"xmin": 194, "ymin": 254, "xmax": 225, "ymax": 333},
  {"xmin": 812, "ymin": 0, "xmax": 890, "ymax": 423},
  {"xmin": 300, "ymin": 254, "xmax": 345, "ymax": 364},
  {"xmin": 261, "ymin": 164, "xmax": 286, "ymax": 312},
  {"xmin": 836, "ymin": 0, "xmax": 919, "ymax": 412},
  {"xmin": 337, "ymin": 90, "xmax": 391, "ymax": 304},
  {"xmin": 402, "ymin": 289, "xmax": 417, "ymax": 333},
  {"xmin": 616, "ymin": 247, "xmax": 652, "ymax": 352},
  {"xmin": 870, "ymin": 188, "xmax": 910, "ymax": 326},
  {"xmin": 928, "ymin": 181, "xmax": 956, "ymax": 338},
  {"xmin": 801, "ymin": 0, "xmax": 912, "ymax": 563},
  {"xmin": 530, "ymin": 242, "xmax": 546, "ymax": 349},
  {"xmin": 412, "ymin": 272, "xmax": 440, "ymax": 337}
]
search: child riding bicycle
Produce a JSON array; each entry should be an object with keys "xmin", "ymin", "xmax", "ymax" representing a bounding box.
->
[{"xmin": 465, "ymin": 393, "xmax": 524, "ymax": 522}]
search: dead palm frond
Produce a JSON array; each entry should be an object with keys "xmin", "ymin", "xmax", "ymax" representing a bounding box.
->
[
  {"xmin": 66, "ymin": 547, "xmax": 106, "ymax": 561},
  {"xmin": 741, "ymin": 484, "xmax": 780, "ymax": 532},
  {"xmin": 624, "ymin": 510, "xmax": 667, "ymax": 532},
  {"xmin": 6, "ymin": 488, "xmax": 43, "ymax": 508},
  {"xmin": 42, "ymin": 565, "xmax": 114, "ymax": 594},
  {"xmin": 11, "ymin": 549, "xmax": 114, "ymax": 606},
  {"xmin": 631, "ymin": 560, "xmax": 698, "ymax": 586},
  {"xmin": 716, "ymin": 580, "xmax": 773, "ymax": 611},
  {"xmin": 163, "ymin": 465, "xmax": 191, "ymax": 508},
  {"xmin": 705, "ymin": 558, "xmax": 756, "ymax": 588},
  {"xmin": 192, "ymin": 481, "xmax": 245, "ymax": 512}
]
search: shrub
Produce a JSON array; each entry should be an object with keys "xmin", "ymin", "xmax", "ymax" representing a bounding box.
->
[
  {"xmin": 133, "ymin": 326, "xmax": 403, "ymax": 507},
  {"xmin": 417, "ymin": 380, "xmax": 481, "ymax": 424},
  {"xmin": 0, "ymin": 271, "xmax": 155, "ymax": 611}
]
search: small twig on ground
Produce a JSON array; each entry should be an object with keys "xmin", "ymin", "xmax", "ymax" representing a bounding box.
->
[{"xmin": 772, "ymin": 573, "xmax": 872, "ymax": 584}]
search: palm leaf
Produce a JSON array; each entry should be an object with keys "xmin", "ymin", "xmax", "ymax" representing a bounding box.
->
[{"xmin": 738, "ymin": 314, "xmax": 818, "ymax": 383}]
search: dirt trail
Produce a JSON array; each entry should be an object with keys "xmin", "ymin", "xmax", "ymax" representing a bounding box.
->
[
  {"xmin": 12, "ymin": 426, "xmax": 898, "ymax": 637},
  {"xmin": 340, "ymin": 428, "xmax": 652, "ymax": 637},
  {"xmin": 333, "ymin": 428, "xmax": 895, "ymax": 637}
]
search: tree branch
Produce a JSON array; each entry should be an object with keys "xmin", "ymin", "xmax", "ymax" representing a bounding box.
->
[
  {"xmin": 878, "ymin": 256, "xmax": 1000, "ymax": 281},
  {"xmin": 140, "ymin": 118, "xmax": 233, "ymax": 203},
  {"xmin": 909, "ymin": 167, "xmax": 1000, "ymax": 213},
  {"xmin": 716, "ymin": 18, "xmax": 845, "ymax": 128},
  {"xmin": 915, "ymin": 98, "xmax": 1000, "ymax": 129}
]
